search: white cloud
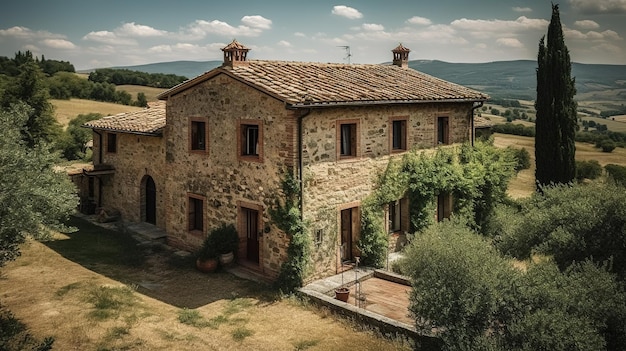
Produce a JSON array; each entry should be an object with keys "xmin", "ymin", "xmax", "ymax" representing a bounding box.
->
[
  {"xmin": 116, "ymin": 22, "xmax": 168, "ymax": 37},
  {"xmin": 362, "ymin": 23, "xmax": 384, "ymax": 31},
  {"xmin": 0, "ymin": 26, "xmax": 66, "ymax": 40},
  {"xmin": 565, "ymin": 28, "xmax": 622, "ymax": 40},
  {"xmin": 82, "ymin": 30, "xmax": 137, "ymax": 45},
  {"xmin": 181, "ymin": 18, "xmax": 266, "ymax": 39},
  {"xmin": 277, "ymin": 40, "xmax": 291, "ymax": 47},
  {"xmin": 513, "ymin": 7, "xmax": 532, "ymax": 12},
  {"xmin": 241, "ymin": 15, "xmax": 272, "ymax": 30},
  {"xmin": 496, "ymin": 38, "xmax": 524, "ymax": 48},
  {"xmin": 451, "ymin": 16, "xmax": 548, "ymax": 34},
  {"xmin": 406, "ymin": 16, "xmax": 432, "ymax": 26},
  {"xmin": 574, "ymin": 20, "xmax": 600, "ymax": 29},
  {"xmin": 41, "ymin": 39, "xmax": 76, "ymax": 49},
  {"xmin": 294, "ymin": 32, "xmax": 306, "ymax": 37},
  {"xmin": 331, "ymin": 5, "xmax": 363, "ymax": 19},
  {"xmin": 569, "ymin": 0, "xmax": 626, "ymax": 14}
]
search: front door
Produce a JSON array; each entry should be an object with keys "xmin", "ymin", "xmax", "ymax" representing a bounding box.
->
[
  {"xmin": 145, "ymin": 176, "xmax": 156, "ymax": 224},
  {"xmin": 340, "ymin": 208, "xmax": 353, "ymax": 262},
  {"xmin": 243, "ymin": 207, "xmax": 259, "ymax": 264}
]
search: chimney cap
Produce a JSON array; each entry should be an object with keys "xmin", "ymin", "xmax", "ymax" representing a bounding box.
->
[
  {"xmin": 392, "ymin": 43, "xmax": 411, "ymax": 53},
  {"xmin": 221, "ymin": 39, "xmax": 250, "ymax": 52}
]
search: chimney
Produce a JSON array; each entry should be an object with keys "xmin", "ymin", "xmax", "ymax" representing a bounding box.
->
[
  {"xmin": 221, "ymin": 39, "xmax": 250, "ymax": 68},
  {"xmin": 392, "ymin": 43, "xmax": 410, "ymax": 68}
]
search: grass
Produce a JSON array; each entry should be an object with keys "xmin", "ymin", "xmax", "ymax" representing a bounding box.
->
[
  {"xmin": 231, "ymin": 326, "xmax": 254, "ymax": 341},
  {"xmin": 493, "ymin": 133, "xmax": 626, "ymax": 198},
  {"xmin": 580, "ymin": 116, "xmax": 626, "ymax": 133},
  {"xmin": 117, "ymin": 85, "xmax": 166, "ymax": 102},
  {"xmin": 86, "ymin": 285, "xmax": 139, "ymax": 321},
  {"xmin": 52, "ymin": 98, "xmax": 143, "ymax": 128}
]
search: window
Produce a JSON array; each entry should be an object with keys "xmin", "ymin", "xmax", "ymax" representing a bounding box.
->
[
  {"xmin": 390, "ymin": 118, "xmax": 407, "ymax": 152},
  {"xmin": 106, "ymin": 133, "xmax": 117, "ymax": 153},
  {"xmin": 337, "ymin": 120, "xmax": 359, "ymax": 159},
  {"xmin": 437, "ymin": 116, "xmax": 450, "ymax": 145},
  {"xmin": 189, "ymin": 119, "xmax": 207, "ymax": 152},
  {"xmin": 437, "ymin": 193, "xmax": 452, "ymax": 222},
  {"xmin": 388, "ymin": 200, "xmax": 401, "ymax": 233},
  {"xmin": 238, "ymin": 120, "xmax": 263, "ymax": 162},
  {"xmin": 188, "ymin": 195, "xmax": 204, "ymax": 232}
]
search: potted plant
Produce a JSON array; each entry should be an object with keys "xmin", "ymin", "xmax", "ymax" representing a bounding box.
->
[
  {"xmin": 196, "ymin": 232, "xmax": 219, "ymax": 273},
  {"xmin": 335, "ymin": 244, "xmax": 350, "ymax": 302},
  {"xmin": 211, "ymin": 223, "xmax": 239, "ymax": 266}
]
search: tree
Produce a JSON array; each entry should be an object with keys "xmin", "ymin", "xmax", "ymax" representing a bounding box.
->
[
  {"xmin": 0, "ymin": 104, "xmax": 78, "ymax": 267},
  {"xmin": 535, "ymin": 4, "xmax": 577, "ymax": 188},
  {"xmin": 135, "ymin": 92, "xmax": 148, "ymax": 107},
  {"xmin": 58, "ymin": 113, "xmax": 102, "ymax": 160},
  {"xmin": 0, "ymin": 58, "xmax": 61, "ymax": 147}
]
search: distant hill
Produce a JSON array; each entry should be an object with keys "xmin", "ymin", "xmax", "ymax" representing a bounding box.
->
[{"xmin": 86, "ymin": 59, "xmax": 626, "ymax": 101}]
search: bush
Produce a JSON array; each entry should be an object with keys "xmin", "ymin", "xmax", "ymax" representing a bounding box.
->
[
  {"xmin": 209, "ymin": 223, "xmax": 239, "ymax": 255},
  {"xmin": 491, "ymin": 123, "xmax": 535, "ymax": 137},
  {"xmin": 507, "ymin": 147, "xmax": 531, "ymax": 172},
  {"xmin": 576, "ymin": 159, "xmax": 602, "ymax": 181},
  {"xmin": 597, "ymin": 139, "xmax": 616, "ymax": 152},
  {"xmin": 492, "ymin": 182, "xmax": 626, "ymax": 279},
  {"xmin": 399, "ymin": 219, "xmax": 626, "ymax": 351},
  {"xmin": 605, "ymin": 164, "xmax": 626, "ymax": 186}
]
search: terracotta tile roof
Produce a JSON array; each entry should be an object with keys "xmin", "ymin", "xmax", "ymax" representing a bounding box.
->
[
  {"xmin": 158, "ymin": 60, "xmax": 489, "ymax": 106},
  {"xmin": 474, "ymin": 116, "xmax": 494, "ymax": 129},
  {"xmin": 83, "ymin": 101, "xmax": 165, "ymax": 135}
]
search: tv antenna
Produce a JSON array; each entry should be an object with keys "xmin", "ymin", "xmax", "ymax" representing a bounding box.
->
[{"xmin": 338, "ymin": 45, "xmax": 351, "ymax": 64}]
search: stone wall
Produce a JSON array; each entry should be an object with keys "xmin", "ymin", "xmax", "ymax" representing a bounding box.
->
[
  {"xmin": 163, "ymin": 73, "xmax": 297, "ymax": 279},
  {"xmin": 94, "ymin": 132, "xmax": 167, "ymax": 228},
  {"xmin": 301, "ymin": 102, "xmax": 473, "ymax": 280}
]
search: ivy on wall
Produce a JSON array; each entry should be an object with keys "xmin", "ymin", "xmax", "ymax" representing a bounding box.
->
[
  {"xmin": 358, "ymin": 140, "xmax": 516, "ymax": 266},
  {"xmin": 270, "ymin": 171, "xmax": 311, "ymax": 293}
]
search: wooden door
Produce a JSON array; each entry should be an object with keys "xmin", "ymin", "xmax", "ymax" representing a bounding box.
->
[
  {"xmin": 145, "ymin": 176, "xmax": 156, "ymax": 224},
  {"xmin": 340, "ymin": 208, "xmax": 352, "ymax": 262},
  {"xmin": 243, "ymin": 208, "xmax": 259, "ymax": 264}
]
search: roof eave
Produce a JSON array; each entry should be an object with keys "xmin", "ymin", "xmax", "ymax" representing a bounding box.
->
[
  {"xmin": 81, "ymin": 125, "xmax": 163, "ymax": 137},
  {"xmin": 288, "ymin": 97, "xmax": 489, "ymax": 109}
]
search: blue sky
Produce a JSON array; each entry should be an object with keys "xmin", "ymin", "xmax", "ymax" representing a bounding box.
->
[{"xmin": 1, "ymin": 0, "xmax": 625, "ymax": 70}]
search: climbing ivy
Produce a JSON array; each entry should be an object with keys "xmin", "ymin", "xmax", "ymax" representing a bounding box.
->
[
  {"xmin": 270, "ymin": 171, "xmax": 311, "ymax": 293},
  {"xmin": 358, "ymin": 141, "xmax": 515, "ymax": 265}
]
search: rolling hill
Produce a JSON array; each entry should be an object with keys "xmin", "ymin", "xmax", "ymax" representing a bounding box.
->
[{"xmin": 86, "ymin": 59, "xmax": 626, "ymax": 102}]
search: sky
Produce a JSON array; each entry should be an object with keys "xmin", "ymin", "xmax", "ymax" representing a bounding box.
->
[{"xmin": 1, "ymin": 0, "xmax": 625, "ymax": 70}]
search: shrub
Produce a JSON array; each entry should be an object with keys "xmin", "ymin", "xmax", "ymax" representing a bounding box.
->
[
  {"xmin": 576, "ymin": 159, "xmax": 602, "ymax": 181},
  {"xmin": 605, "ymin": 164, "xmax": 626, "ymax": 186},
  {"xmin": 208, "ymin": 223, "xmax": 239, "ymax": 255},
  {"xmin": 491, "ymin": 123, "xmax": 535, "ymax": 137},
  {"xmin": 598, "ymin": 139, "xmax": 616, "ymax": 152},
  {"xmin": 507, "ymin": 147, "xmax": 531, "ymax": 172}
]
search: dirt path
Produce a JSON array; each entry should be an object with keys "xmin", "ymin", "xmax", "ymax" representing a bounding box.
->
[{"xmin": 0, "ymin": 228, "xmax": 410, "ymax": 351}]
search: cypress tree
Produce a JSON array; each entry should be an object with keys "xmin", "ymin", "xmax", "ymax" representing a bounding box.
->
[{"xmin": 535, "ymin": 4, "xmax": 577, "ymax": 188}]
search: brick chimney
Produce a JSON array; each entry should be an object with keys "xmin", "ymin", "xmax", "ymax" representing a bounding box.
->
[
  {"xmin": 221, "ymin": 39, "xmax": 250, "ymax": 68},
  {"xmin": 392, "ymin": 43, "xmax": 410, "ymax": 68}
]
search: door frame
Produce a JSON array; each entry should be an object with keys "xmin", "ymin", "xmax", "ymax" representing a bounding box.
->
[
  {"xmin": 237, "ymin": 201, "xmax": 263, "ymax": 270},
  {"xmin": 140, "ymin": 175, "xmax": 157, "ymax": 225},
  {"xmin": 337, "ymin": 202, "xmax": 361, "ymax": 269}
]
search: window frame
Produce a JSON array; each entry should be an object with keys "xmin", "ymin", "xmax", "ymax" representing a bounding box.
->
[
  {"xmin": 389, "ymin": 116, "xmax": 408, "ymax": 153},
  {"xmin": 237, "ymin": 120, "xmax": 263, "ymax": 163},
  {"xmin": 187, "ymin": 193, "xmax": 205, "ymax": 234},
  {"xmin": 189, "ymin": 118, "xmax": 209, "ymax": 154},
  {"xmin": 336, "ymin": 119, "xmax": 360, "ymax": 160},
  {"xmin": 106, "ymin": 132, "xmax": 117, "ymax": 153}
]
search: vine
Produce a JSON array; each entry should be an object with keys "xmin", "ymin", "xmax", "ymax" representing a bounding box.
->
[
  {"xmin": 270, "ymin": 171, "xmax": 311, "ymax": 293},
  {"xmin": 358, "ymin": 141, "xmax": 515, "ymax": 265}
]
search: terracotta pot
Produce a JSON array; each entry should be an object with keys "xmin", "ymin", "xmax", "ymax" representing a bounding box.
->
[
  {"xmin": 196, "ymin": 258, "xmax": 218, "ymax": 273},
  {"xmin": 219, "ymin": 252, "xmax": 234, "ymax": 266},
  {"xmin": 335, "ymin": 287, "xmax": 350, "ymax": 302}
]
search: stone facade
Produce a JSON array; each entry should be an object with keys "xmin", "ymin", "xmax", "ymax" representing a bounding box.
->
[
  {"xmin": 93, "ymin": 132, "xmax": 167, "ymax": 227},
  {"xmin": 163, "ymin": 74, "xmax": 297, "ymax": 278},
  {"xmin": 300, "ymin": 103, "xmax": 473, "ymax": 279}
]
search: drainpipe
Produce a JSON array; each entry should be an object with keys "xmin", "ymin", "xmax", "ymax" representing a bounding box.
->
[
  {"xmin": 470, "ymin": 101, "xmax": 484, "ymax": 146},
  {"xmin": 297, "ymin": 108, "xmax": 312, "ymax": 218}
]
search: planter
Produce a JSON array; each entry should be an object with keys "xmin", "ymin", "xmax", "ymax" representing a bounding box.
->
[
  {"xmin": 219, "ymin": 252, "xmax": 234, "ymax": 266},
  {"xmin": 196, "ymin": 258, "xmax": 218, "ymax": 273},
  {"xmin": 335, "ymin": 287, "xmax": 350, "ymax": 302}
]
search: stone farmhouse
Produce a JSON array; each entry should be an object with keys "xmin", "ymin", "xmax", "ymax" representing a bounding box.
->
[{"xmin": 82, "ymin": 40, "xmax": 488, "ymax": 281}]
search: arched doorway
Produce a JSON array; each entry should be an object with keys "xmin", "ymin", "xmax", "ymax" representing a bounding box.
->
[{"xmin": 145, "ymin": 176, "xmax": 156, "ymax": 224}]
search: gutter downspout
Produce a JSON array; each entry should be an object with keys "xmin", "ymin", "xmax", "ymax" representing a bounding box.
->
[
  {"xmin": 297, "ymin": 108, "xmax": 312, "ymax": 218},
  {"xmin": 470, "ymin": 101, "xmax": 484, "ymax": 146}
]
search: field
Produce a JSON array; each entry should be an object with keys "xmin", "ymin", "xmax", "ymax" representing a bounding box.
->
[
  {"xmin": 118, "ymin": 85, "xmax": 167, "ymax": 102},
  {"xmin": 52, "ymin": 99, "xmax": 143, "ymax": 128},
  {"xmin": 0, "ymin": 217, "xmax": 410, "ymax": 351},
  {"xmin": 580, "ymin": 116, "xmax": 626, "ymax": 133},
  {"xmin": 493, "ymin": 133, "xmax": 626, "ymax": 198}
]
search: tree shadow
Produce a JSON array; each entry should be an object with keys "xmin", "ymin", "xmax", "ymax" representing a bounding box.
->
[{"xmin": 45, "ymin": 216, "xmax": 275, "ymax": 308}]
